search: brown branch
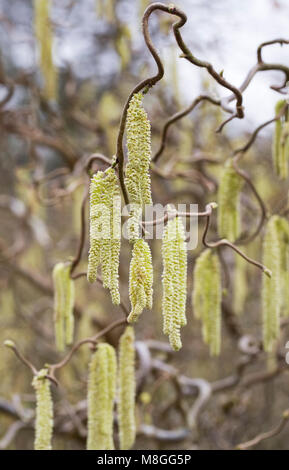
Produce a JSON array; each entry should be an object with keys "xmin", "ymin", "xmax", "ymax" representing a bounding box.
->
[
  {"xmin": 152, "ymin": 94, "xmax": 221, "ymax": 163},
  {"xmin": 236, "ymin": 409, "xmax": 289, "ymax": 450},
  {"xmin": 202, "ymin": 204, "xmax": 271, "ymax": 276},
  {"xmin": 48, "ymin": 317, "xmax": 127, "ymax": 379},
  {"xmin": 115, "ymin": 3, "xmax": 188, "ymax": 204}
]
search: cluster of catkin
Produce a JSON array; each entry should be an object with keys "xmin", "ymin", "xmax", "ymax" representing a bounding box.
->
[
  {"xmin": 273, "ymin": 100, "xmax": 289, "ymax": 179},
  {"xmin": 87, "ymin": 327, "xmax": 136, "ymax": 450},
  {"xmin": 262, "ymin": 215, "xmax": 289, "ymax": 351},
  {"xmin": 125, "ymin": 92, "xmax": 152, "ymax": 242},
  {"xmin": 52, "ymin": 262, "xmax": 75, "ymax": 351},
  {"xmin": 87, "ymin": 167, "xmax": 121, "ymax": 305},
  {"xmin": 34, "ymin": 0, "xmax": 57, "ymax": 101},
  {"xmin": 124, "ymin": 93, "xmax": 154, "ymax": 322}
]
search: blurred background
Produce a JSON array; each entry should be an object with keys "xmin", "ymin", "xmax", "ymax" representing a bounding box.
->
[{"xmin": 0, "ymin": 0, "xmax": 289, "ymax": 450}]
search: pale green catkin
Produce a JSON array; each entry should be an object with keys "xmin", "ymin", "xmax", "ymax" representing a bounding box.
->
[
  {"xmin": 34, "ymin": 0, "xmax": 57, "ymax": 101},
  {"xmin": 279, "ymin": 122, "xmax": 289, "ymax": 179},
  {"xmin": 32, "ymin": 369, "xmax": 53, "ymax": 450},
  {"xmin": 272, "ymin": 100, "xmax": 288, "ymax": 179},
  {"xmin": 125, "ymin": 92, "xmax": 152, "ymax": 242},
  {"xmin": 52, "ymin": 262, "xmax": 75, "ymax": 351},
  {"xmin": 233, "ymin": 253, "xmax": 247, "ymax": 316},
  {"xmin": 192, "ymin": 249, "xmax": 222, "ymax": 356},
  {"xmin": 217, "ymin": 159, "xmax": 243, "ymax": 242},
  {"xmin": 276, "ymin": 217, "xmax": 289, "ymax": 316},
  {"xmin": 118, "ymin": 326, "xmax": 136, "ymax": 450},
  {"xmin": 128, "ymin": 239, "xmax": 153, "ymax": 323},
  {"xmin": 87, "ymin": 343, "xmax": 117, "ymax": 450},
  {"xmin": 162, "ymin": 212, "xmax": 187, "ymax": 351},
  {"xmin": 87, "ymin": 167, "xmax": 121, "ymax": 304},
  {"xmin": 262, "ymin": 216, "xmax": 283, "ymax": 352}
]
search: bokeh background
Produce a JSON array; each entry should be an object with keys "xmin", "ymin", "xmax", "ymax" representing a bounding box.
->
[{"xmin": 0, "ymin": 0, "xmax": 289, "ymax": 450}]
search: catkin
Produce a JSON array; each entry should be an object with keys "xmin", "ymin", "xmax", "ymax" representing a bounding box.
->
[
  {"xmin": 275, "ymin": 217, "xmax": 289, "ymax": 317},
  {"xmin": 128, "ymin": 239, "xmax": 153, "ymax": 323},
  {"xmin": 272, "ymin": 100, "xmax": 288, "ymax": 179},
  {"xmin": 125, "ymin": 92, "xmax": 152, "ymax": 241},
  {"xmin": 278, "ymin": 218, "xmax": 289, "ymax": 316},
  {"xmin": 262, "ymin": 216, "xmax": 282, "ymax": 352},
  {"xmin": 192, "ymin": 249, "xmax": 222, "ymax": 356},
  {"xmin": 162, "ymin": 211, "xmax": 187, "ymax": 351},
  {"xmin": 87, "ymin": 343, "xmax": 117, "ymax": 450},
  {"xmin": 217, "ymin": 159, "xmax": 243, "ymax": 242},
  {"xmin": 118, "ymin": 326, "xmax": 136, "ymax": 450},
  {"xmin": 87, "ymin": 167, "xmax": 121, "ymax": 304},
  {"xmin": 233, "ymin": 253, "xmax": 247, "ymax": 316},
  {"xmin": 52, "ymin": 262, "xmax": 75, "ymax": 351},
  {"xmin": 34, "ymin": 0, "xmax": 57, "ymax": 101},
  {"xmin": 32, "ymin": 369, "xmax": 53, "ymax": 450}
]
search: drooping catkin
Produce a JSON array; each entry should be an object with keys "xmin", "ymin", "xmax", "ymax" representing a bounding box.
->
[
  {"xmin": 162, "ymin": 212, "xmax": 187, "ymax": 351},
  {"xmin": 87, "ymin": 167, "xmax": 121, "ymax": 304},
  {"xmin": 192, "ymin": 249, "xmax": 222, "ymax": 356},
  {"xmin": 128, "ymin": 239, "xmax": 153, "ymax": 323},
  {"xmin": 34, "ymin": 0, "xmax": 57, "ymax": 101},
  {"xmin": 274, "ymin": 217, "xmax": 289, "ymax": 317},
  {"xmin": 272, "ymin": 100, "xmax": 288, "ymax": 179},
  {"xmin": 233, "ymin": 253, "xmax": 247, "ymax": 316},
  {"xmin": 32, "ymin": 369, "xmax": 53, "ymax": 450},
  {"xmin": 118, "ymin": 326, "xmax": 136, "ymax": 450},
  {"xmin": 262, "ymin": 216, "xmax": 282, "ymax": 352},
  {"xmin": 87, "ymin": 343, "xmax": 117, "ymax": 450},
  {"xmin": 217, "ymin": 159, "xmax": 243, "ymax": 242},
  {"xmin": 52, "ymin": 262, "xmax": 75, "ymax": 351},
  {"xmin": 125, "ymin": 92, "xmax": 152, "ymax": 241}
]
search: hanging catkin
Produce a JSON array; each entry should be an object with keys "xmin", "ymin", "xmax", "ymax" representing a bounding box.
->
[
  {"xmin": 262, "ymin": 216, "xmax": 282, "ymax": 352},
  {"xmin": 52, "ymin": 262, "xmax": 75, "ymax": 351},
  {"xmin": 125, "ymin": 92, "xmax": 152, "ymax": 242},
  {"xmin": 118, "ymin": 326, "xmax": 136, "ymax": 450},
  {"xmin": 278, "ymin": 218, "xmax": 289, "ymax": 316},
  {"xmin": 32, "ymin": 369, "xmax": 53, "ymax": 450},
  {"xmin": 233, "ymin": 253, "xmax": 247, "ymax": 316},
  {"xmin": 272, "ymin": 100, "xmax": 288, "ymax": 179},
  {"xmin": 128, "ymin": 239, "xmax": 153, "ymax": 323},
  {"xmin": 192, "ymin": 249, "xmax": 222, "ymax": 356},
  {"xmin": 87, "ymin": 167, "xmax": 121, "ymax": 304},
  {"xmin": 162, "ymin": 211, "xmax": 187, "ymax": 351},
  {"xmin": 217, "ymin": 159, "xmax": 243, "ymax": 242},
  {"xmin": 87, "ymin": 343, "xmax": 117, "ymax": 450},
  {"xmin": 34, "ymin": 0, "xmax": 57, "ymax": 101}
]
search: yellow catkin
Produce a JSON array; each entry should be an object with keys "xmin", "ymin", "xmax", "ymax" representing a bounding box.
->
[
  {"xmin": 262, "ymin": 216, "xmax": 282, "ymax": 352},
  {"xmin": 125, "ymin": 92, "xmax": 152, "ymax": 241},
  {"xmin": 192, "ymin": 249, "xmax": 222, "ymax": 356},
  {"xmin": 272, "ymin": 100, "xmax": 288, "ymax": 179},
  {"xmin": 32, "ymin": 369, "xmax": 53, "ymax": 450},
  {"xmin": 128, "ymin": 239, "xmax": 153, "ymax": 323},
  {"xmin": 217, "ymin": 159, "xmax": 243, "ymax": 242},
  {"xmin": 87, "ymin": 343, "xmax": 117, "ymax": 450},
  {"xmin": 34, "ymin": 0, "xmax": 57, "ymax": 101},
  {"xmin": 87, "ymin": 167, "xmax": 121, "ymax": 304},
  {"xmin": 118, "ymin": 326, "xmax": 136, "ymax": 450},
  {"xmin": 162, "ymin": 212, "xmax": 187, "ymax": 351},
  {"xmin": 52, "ymin": 262, "xmax": 75, "ymax": 351}
]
